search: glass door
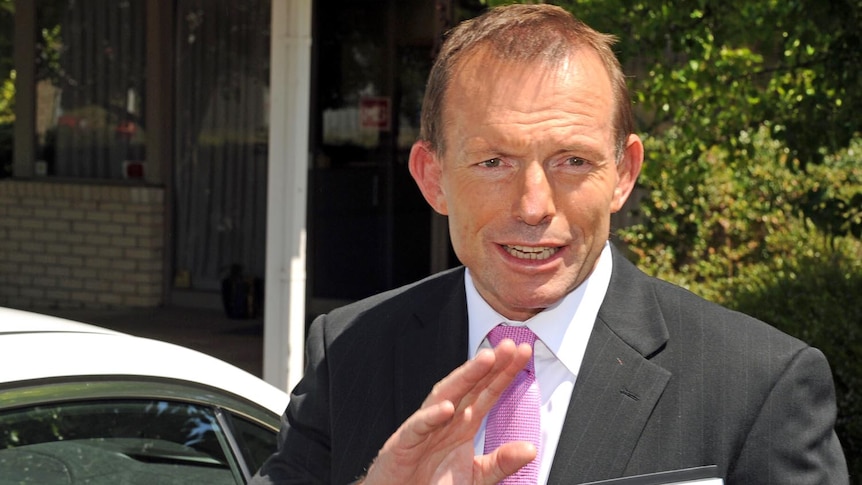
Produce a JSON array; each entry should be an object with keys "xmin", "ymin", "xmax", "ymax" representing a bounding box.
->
[
  {"xmin": 309, "ymin": 0, "xmax": 436, "ymax": 313},
  {"xmin": 173, "ymin": 0, "xmax": 271, "ymax": 299}
]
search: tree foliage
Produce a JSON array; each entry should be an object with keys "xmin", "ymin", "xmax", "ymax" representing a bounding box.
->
[
  {"xmin": 487, "ymin": 0, "xmax": 861, "ymax": 236},
  {"xmin": 549, "ymin": 0, "xmax": 861, "ymax": 166}
]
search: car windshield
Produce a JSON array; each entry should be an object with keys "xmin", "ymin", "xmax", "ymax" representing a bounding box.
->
[{"xmin": 0, "ymin": 400, "xmax": 241, "ymax": 484}]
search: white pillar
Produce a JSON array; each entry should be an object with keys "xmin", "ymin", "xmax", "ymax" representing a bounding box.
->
[{"xmin": 264, "ymin": 0, "xmax": 312, "ymax": 392}]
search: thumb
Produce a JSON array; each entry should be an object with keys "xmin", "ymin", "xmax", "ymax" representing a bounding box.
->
[{"xmin": 475, "ymin": 441, "xmax": 537, "ymax": 485}]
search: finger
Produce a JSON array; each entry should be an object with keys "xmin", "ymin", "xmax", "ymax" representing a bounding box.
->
[
  {"xmin": 434, "ymin": 341, "xmax": 531, "ymax": 442},
  {"xmin": 468, "ymin": 341, "xmax": 532, "ymax": 415},
  {"xmin": 422, "ymin": 346, "xmax": 500, "ymax": 407},
  {"xmin": 412, "ymin": 340, "xmax": 527, "ymax": 444},
  {"xmin": 395, "ymin": 400, "xmax": 457, "ymax": 450},
  {"xmin": 363, "ymin": 400, "xmax": 459, "ymax": 483},
  {"xmin": 474, "ymin": 441, "xmax": 538, "ymax": 485},
  {"xmin": 446, "ymin": 340, "xmax": 521, "ymax": 410}
]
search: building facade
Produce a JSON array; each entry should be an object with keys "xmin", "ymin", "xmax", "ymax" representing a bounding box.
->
[
  {"xmin": 1, "ymin": 0, "xmax": 485, "ymax": 307},
  {"xmin": 1, "ymin": 0, "xmax": 488, "ymax": 388}
]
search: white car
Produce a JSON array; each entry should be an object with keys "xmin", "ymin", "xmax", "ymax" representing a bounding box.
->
[{"xmin": 0, "ymin": 307, "xmax": 289, "ymax": 484}]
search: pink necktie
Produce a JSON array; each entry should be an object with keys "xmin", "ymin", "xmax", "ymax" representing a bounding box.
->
[{"xmin": 483, "ymin": 325, "xmax": 541, "ymax": 484}]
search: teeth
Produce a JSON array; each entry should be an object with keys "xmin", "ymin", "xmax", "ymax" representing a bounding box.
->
[{"xmin": 504, "ymin": 245, "xmax": 559, "ymax": 260}]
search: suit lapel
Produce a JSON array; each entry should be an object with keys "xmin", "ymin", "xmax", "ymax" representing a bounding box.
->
[
  {"xmin": 394, "ymin": 269, "xmax": 470, "ymax": 425},
  {"xmin": 548, "ymin": 248, "xmax": 672, "ymax": 484}
]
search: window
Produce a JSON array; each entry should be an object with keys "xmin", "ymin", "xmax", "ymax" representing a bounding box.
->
[
  {"xmin": 229, "ymin": 414, "xmax": 279, "ymax": 474},
  {"xmin": 0, "ymin": 2, "xmax": 13, "ymax": 178},
  {"xmin": 34, "ymin": 0, "xmax": 147, "ymax": 180},
  {"xmin": 0, "ymin": 399, "xmax": 254, "ymax": 484}
]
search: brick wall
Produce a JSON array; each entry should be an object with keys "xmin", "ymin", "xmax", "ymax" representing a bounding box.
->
[{"xmin": 0, "ymin": 180, "xmax": 165, "ymax": 309}]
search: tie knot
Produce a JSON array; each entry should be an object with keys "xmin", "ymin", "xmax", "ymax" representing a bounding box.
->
[{"xmin": 488, "ymin": 324, "xmax": 537, "ymax": 348}]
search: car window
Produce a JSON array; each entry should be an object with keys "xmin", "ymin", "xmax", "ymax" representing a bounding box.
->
[
  {"xmin": 0, "ymin": 400, "xmax": 242, "ymax": 484},
  {"xmin": 229, "ymin": 414, "xmax": 279, "ymax": 473}
]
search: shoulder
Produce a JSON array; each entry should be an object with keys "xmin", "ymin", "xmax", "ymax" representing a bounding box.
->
[
  {"xmin": 326, "ymin": 266, "xmax": 465, "ymax": 320},
  {"xmin": 651, "ymin": 270, "xmax": 807, "ymax": 354},
  {"xmin": 610, "ymin": 252, "xmax": 846, "ymax": 480},
  {"xmin": 312, "ymin": 266, "xmax": 466, "ymax": 339},
  {"xmin": 609, "ymin": 248, "xmax": 809, "ymax": 366}
]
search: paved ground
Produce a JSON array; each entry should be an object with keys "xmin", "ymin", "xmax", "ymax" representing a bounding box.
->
[{"xmin": 34, "ymin": 306, "xmax": 265, "ymax": 378}]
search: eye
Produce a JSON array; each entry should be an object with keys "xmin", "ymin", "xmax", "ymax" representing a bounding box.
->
[
  {"xmin": 566, "ymin": 157, "xmax": 587, "ymax": 167},
  {"xmin": 478, "ymin": 158, "xmax": 503, "ymax": 168}
]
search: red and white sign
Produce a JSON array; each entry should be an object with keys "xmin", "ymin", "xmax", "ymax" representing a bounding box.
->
[{"xmin": 360, "ymin": 96, "xmax": 391, "ymax": 131}]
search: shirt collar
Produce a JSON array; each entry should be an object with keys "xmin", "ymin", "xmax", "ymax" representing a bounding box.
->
[{"xmin": 466, "ymin": 241, "xmax": 614, "ymax": 375}]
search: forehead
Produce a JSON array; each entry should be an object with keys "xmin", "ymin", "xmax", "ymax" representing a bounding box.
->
[{"xmin": 440, "ymin": 47, "xmax": 615, "ymax": 147}]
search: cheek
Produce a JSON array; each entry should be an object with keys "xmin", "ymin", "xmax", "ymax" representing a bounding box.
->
[
  {"xmin": 558, "ymin": 183, "xmax": 615, "ymax": 225},
  {"xmin": 445, "ymin": 177, "xmax": 490, "ymax": 221},
  {"xmin": 445, "ymin": 212, "xmax": 475, "ymax": 266},
  {"xmin": 445, "ymin": 188, "xmax": 497, "ymax": 252},
  {"xmin": 447, "ymin": 201, "xmax": 483, "ymax": 239}
]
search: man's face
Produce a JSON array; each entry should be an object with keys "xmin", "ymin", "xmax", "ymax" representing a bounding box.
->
[{"xmin": 410, "ymin": 48, "xmax": 642, "ymax": 321}]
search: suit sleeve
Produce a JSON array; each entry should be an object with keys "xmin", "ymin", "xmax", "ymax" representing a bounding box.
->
[
  {"xmin": 728, "ymin": 346, "xmax": 849, "ymax": 484},
  {"xmin": 250, "ymin": 314, "xmax": 333, "ymax": 485}
]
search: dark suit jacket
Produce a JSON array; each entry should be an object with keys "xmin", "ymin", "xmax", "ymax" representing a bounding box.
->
[{"xmin": 252, "ymin": 246, "xmax": 848, "ymax": 484}]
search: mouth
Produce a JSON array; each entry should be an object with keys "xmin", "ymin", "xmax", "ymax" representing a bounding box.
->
[{"xmin": 503, "ymin": 244, "xmax": 560, "ymax": 261}]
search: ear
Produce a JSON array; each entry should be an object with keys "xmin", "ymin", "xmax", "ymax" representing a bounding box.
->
[
  {"xmin": 408, "ymin": 141, "xmax": 449, "ymax": 215},
  {"xmin": 610, "ymin": 133, "xmax": 644, "ymax": 213}
]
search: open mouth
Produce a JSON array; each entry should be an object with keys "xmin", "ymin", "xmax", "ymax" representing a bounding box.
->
[{"xmin": 503, "ymin": 245, "xmax": 560, "ymax": 261}]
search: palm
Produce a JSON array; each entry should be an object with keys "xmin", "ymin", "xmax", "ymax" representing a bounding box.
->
[
  {"xmin": 362, "ymin": 341, "xmax": 536, "ymax": 485},
  {"xmin": 427, "ymin": 440, "xmax": 476, "ymax": 484}
]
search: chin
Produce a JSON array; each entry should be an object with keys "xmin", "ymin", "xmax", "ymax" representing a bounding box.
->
[{"xmin": 510, "ymin": 286, "xmax": 572, "ymax": 312}]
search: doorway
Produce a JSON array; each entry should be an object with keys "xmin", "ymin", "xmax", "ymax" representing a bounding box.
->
[
  {"xmin": 307, "ymin": 0, "xmax": 482, "ymax": 315},
  {"xmin": 172, "ymin": 0, "xmax": 271, "ymax": 300}
]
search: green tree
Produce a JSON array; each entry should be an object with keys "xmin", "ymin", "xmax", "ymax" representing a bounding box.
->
[{"xmin": 487, "ymin": 0, "xmax": 861, "ymax": 237}]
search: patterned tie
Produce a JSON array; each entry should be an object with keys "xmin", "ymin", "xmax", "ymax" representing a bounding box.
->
[{"xmin": 483, "ymin": 325, "xmax": 541, "ymax": 484}]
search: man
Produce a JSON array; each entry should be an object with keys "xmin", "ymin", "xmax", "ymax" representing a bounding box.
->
[{"xmin": 253, "ymin": 4, "xmax": 848, "ymax": 484}]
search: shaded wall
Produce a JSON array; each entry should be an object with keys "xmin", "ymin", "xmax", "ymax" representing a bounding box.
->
[{"xmin": 0, "ymin": 180, "xmax": 164, "ymax": 309}]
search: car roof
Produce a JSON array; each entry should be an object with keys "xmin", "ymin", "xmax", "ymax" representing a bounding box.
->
[
  {"xmin": 0, "ymin": 307, "xmax": 124, "ymax": 335},
  {"xmin": 0, "ymin": 307, "xmax": 289, "ymax": 416}
]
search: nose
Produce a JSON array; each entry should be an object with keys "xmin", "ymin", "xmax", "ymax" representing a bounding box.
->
[{"xmin": 514, "ymin": 162, "xmax": 555, "ymax": 226}]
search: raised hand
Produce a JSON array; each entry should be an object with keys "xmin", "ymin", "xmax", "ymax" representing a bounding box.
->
[{"xmin": 361, "ymin": 339, "xmax": 537, "ymax": 485}]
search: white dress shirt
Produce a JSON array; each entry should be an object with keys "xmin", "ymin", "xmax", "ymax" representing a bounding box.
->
[{"xmin": 468, "ymin": 242, "xmax": 614, "ymax": 485}]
